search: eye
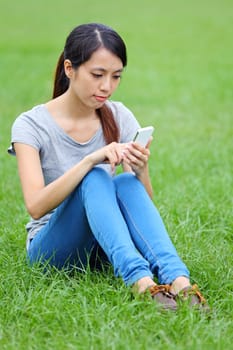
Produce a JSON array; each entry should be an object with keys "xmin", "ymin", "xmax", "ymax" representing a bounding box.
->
[
  {"xmin": 92, "ymin": 73, "xmax": 103, "ymax": 78},
  {"xmin": 113, "ymin": 75, "xmax": 121, "ymax": 80}
]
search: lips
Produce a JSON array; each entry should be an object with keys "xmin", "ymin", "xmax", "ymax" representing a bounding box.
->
[{"xmin": 94, "ymin": 95, "xmax": 108, "ymax": 102}]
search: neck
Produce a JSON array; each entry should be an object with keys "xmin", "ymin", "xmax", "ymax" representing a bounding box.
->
[{"xmin": 48, "ymin": 91, "xmax": 97, "ymax": 121}]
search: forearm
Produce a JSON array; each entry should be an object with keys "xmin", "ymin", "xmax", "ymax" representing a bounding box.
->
[
  {"xmin": 136, "ymin": 165, "xmax": 153, "ymax": 199},
  {"xmin": 123, "ymin": 162, "xmax": 153, "ymax": 199},
  {"xmin": 25, "ymin": 156, "xmax": 93, "ymax": 219},
  {"xmin": 16, "ymin": 141, "xmax": 127, "ymax": 219}
]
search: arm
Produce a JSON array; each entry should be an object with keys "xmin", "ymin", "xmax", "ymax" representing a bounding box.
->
[{"xmin": 14, "ymin": 142, "xmax": 126, "ymax": 219}]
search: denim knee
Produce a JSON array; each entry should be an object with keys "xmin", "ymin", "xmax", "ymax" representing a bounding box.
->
[{"xmin": 113, "ymin": 172, "xmax": 144, "ymax": 196}]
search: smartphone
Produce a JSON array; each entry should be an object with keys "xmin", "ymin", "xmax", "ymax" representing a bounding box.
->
[{"xmin": 133, "ymin": 126, "xmax": 154, "ymax": 147}]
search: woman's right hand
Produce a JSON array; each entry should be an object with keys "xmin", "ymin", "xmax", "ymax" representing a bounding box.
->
[{"xmin": 87, "ymin": 142, "xmax": 127, "ymax": 171}]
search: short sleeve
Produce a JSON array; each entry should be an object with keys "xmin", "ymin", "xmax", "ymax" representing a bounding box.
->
[{"xmin": 8, "ymin": 112, "xmax": 42, "ymax": 155}]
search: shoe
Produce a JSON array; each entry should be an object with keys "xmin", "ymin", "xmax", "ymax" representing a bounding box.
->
[
  {"xmin": 148, "ymin": 284, "xmax": 177, "ymax": 311},
  {"xmin": 174, "ymin": 284, "xmax": 210, "ymax": 312}
]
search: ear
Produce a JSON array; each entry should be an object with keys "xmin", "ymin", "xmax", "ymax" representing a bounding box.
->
[{"xmin": 64, "ymin": 59, "xmax": 73, "ymax": 79}]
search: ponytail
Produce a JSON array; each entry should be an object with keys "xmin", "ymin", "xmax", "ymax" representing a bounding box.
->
[
  {"xmin": 52, "ymin": 52, "xmax": 69, "ymax": 98},
  {"xmin": 97, "ymin": 105, "xmax": 119, "ymax": 144}
]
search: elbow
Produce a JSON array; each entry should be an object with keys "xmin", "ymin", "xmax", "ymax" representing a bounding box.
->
[
  {"xmin": 28, "ymin": 210, "xmax": 43, "ymax": 221},
  {"xmin": 26, "ymin": 203, "xmax": 44, "ymax": 220},
  {"xmin": 24, "ymin": 192, "xmax": 55, "ymax": 219},
  {"xmin": 31, "ymin": 212, "xmax": 43, "ymax": 220}
]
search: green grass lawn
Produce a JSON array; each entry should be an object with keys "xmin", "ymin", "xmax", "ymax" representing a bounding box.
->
[{"xmin": 0, "ymin": 0, "xmax": 232, "ymax": 349}]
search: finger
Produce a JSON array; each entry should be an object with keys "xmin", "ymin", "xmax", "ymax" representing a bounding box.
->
[
  {"xmin": 131, "ymin": 142, "xmax": 150, "ymax": 155},
  {"xmin": 124, "ymin": 150, "xmax": 146, "ymax": 168},
  {"xmin": 145, "ymin": 136, "xmax": 153, "ymax": 148},
  {"xmin": 125, "ymin": 146, "xmax": 149, "ymax": 163},
  {"xmin": 108, "ymin": 143, "xmax": 125, "ymax": 164},
  {"xmin": 106, "ymin": 148, "xmax": 123, "ymax": 169}
]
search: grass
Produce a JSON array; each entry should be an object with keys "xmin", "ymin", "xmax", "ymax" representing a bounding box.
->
[{"xmin": 0, "ymin": 0, "xmax": 233, "ymax": 349}]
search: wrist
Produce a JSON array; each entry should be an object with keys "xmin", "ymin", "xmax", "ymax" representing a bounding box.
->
[
  {"xmin": 135, "ymin": 165, "xmax": 149, "ymax": 179},
  {"xmin": 82, "ymin": 154, "xmax": 95, "ymax": 170}
]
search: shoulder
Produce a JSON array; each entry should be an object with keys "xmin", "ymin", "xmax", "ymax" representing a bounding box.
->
[
  {"xmin": 11, "ymin": 104, "xmax": 52, "ymax": 140},
  {"xmin": 12, "ymin": 104, "xmax": 47, "ymax": 128},
  {"xmin": 106, "ymin": 100, "xmax": 140, "ymax": 126},
  {"xmin": 9, "ymin": 104, "xmax": 50, "ymax": 155},
  {"xmin": 106, "ymin": 100, "xmax": 134, "ymax": 117},
  {"xmin": 106, "ymin": 100, "xmax": 140, "ymax": 142}
]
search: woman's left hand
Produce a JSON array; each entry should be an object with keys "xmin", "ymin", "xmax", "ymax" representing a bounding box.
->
[{"xmin": 122, "ymin": 140, "xmax": 151, "ymax": 176}]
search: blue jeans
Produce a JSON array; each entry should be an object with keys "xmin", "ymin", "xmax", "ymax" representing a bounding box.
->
[{"xmin": 28, "ymin": 167, "xmax": 189, "ymax": 286}]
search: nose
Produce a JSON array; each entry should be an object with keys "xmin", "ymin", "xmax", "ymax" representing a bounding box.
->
[{"xmin": 100, "ymin": 77, "xmax": 112, "ymax": 92}]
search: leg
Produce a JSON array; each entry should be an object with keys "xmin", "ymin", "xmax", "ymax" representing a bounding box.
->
[
  {"xmin": 114, "ymin": 173, "xmax": 190, "ymax": 285},
  {"xmin": 79, "ymin": 167, "xmax": 153, "ymax": 285},
  {"xmin": 27, "ymin": 187, "xmax": 98, "ymax": 270},
  {"xmin": 28, "ymin": 168, "xmax": 153, "ymax": 286}
]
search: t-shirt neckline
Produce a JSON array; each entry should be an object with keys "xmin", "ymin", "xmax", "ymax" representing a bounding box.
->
[{"xmin": 40, "ymin": 104, "xmax": 102, "ymax": 146}]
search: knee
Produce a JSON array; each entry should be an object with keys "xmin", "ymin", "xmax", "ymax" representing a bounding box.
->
[
  {"xmin": 81, "ymin": 167, "xmax": 113, "ymax": 193},
  {"xmin": 84, "ymin": 167, "xmax": 110, "ymax": 182},
  {"xmin": 79, "ymin": 167, "xmax": 116, "ymax": 201},
  {"xmin": 114, "ymin": 173, "xmax": 143, "ymax": 193}
]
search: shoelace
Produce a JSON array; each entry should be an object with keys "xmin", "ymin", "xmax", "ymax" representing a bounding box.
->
[
  {"xmin": 189, "ymin": 284, "xmax": 207, "ymax": 304},
  {"xmin": 149, "ymin": 284, "xmax": 173, "ymax": 298}
]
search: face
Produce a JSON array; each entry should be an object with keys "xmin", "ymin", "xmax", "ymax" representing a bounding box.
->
[{"xmin": 64, "ymin": 47, "xmax": 123, "ymax": 109}]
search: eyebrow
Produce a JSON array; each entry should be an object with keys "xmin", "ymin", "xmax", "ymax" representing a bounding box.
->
[{"xmin": 92, "ymin": 67, "xmax": 123, "ymax": 73}]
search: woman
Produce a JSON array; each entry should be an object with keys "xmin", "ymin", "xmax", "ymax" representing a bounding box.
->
[{"xmin": 9, "ymin": 23, "xmax": 208, "ymax": 310}]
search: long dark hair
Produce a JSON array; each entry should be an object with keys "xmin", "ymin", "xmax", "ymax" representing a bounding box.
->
[{"xmin": 53, "ymin": 23, "xmax": 127, "ymax": 144}]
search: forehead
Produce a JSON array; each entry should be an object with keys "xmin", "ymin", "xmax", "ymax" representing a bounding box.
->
[{"xmin": 83, "ymin": 47, "xmax": 123, "ymax": 71}]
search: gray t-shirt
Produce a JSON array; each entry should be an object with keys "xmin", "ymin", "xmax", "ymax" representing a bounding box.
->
[{"xmin": 9, "ymin": 100, "xmax": 140, "ymax": 246}]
